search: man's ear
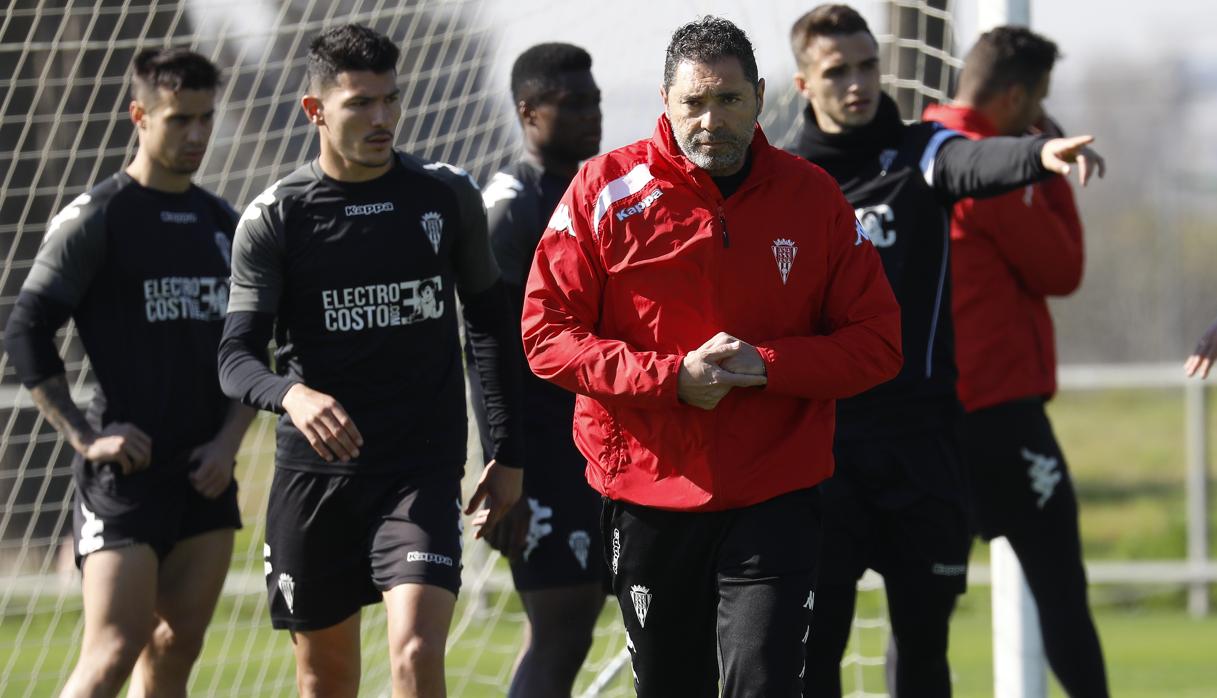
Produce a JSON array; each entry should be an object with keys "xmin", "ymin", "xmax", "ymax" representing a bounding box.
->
[
  {"xmin": 301, "ymin": 94, "xmax": 324, "ymax": 126},
  {"xmin": 517, "ymin": 100, "xmax": 535, "ymax": 127},
  {"xmin": 129, "ymin": 99, "xmax": 146, "ymax": 128},
  {"xmin": 793, "ymin": 72, "xmax": 811, "ymax": 101}
]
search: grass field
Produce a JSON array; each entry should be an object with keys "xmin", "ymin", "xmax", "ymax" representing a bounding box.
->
[{"xmin": 1, "ymin": 387, "xmax": 1215, "ymax": 696}]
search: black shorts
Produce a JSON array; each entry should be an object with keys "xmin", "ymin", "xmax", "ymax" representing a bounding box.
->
[
  {"xmin": 72, "ymin": 457, "xmax": 241, "ymax": 568},
  {"xmin": 263, "ymin": 467, "xmax": 463, "ymax": 632},
  {"xmin": 603, "ymin": 489, "xmax": 821, "ymax": 697},
  {"xmin": 821, "ymin": 430, "xmax": 971, "ymax": 594},
  {"xmin": 509, "ymin": 433, "xmax": 607, "ymax": 592},
  {"xmin": 961, "ymin": 398, "xmax": 1079, "ymax": 541}
]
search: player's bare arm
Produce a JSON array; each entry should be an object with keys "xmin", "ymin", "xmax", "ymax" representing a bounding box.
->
[
  {"xmin": 281, "ymin": 383, "xmax": 363, "ymax": 463},
  {"xmin": 28, "ymin": 374, "xmax": 151, "ymax": 474},
  {"xmin": 189, "ymin": 401, "xmax": 256, "ymax": 498}
]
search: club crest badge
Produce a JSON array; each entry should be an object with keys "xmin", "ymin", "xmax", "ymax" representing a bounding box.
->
[
  {"xmin": 278, "ymin": 573, "xmax": 296, "ymax": 614},
  {"xmin": 630, "ymin": 585, "xmax": 652, "ymax": 628},
  {"xmin": 772, "ymin": 238, "xmax": 798, "ymax": 285},
  {"xmin": 420, "ymin": 211, "xmax": 443, "ymax": 254},
  {"xmin": 569, "ymin": 530, "xmax": 591, "ymax": 571}
]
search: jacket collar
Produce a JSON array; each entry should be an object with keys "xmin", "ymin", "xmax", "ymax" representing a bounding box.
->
[
  {"xmin": 922, "ymin": 102, "xmax": 998, "ymax": 137},
  {"xmin": 789, "ymin": 92, "xmax": 904, "ymax": 171},
  {"xmin": 649, "ymin": 114, "xmax": 773, "ymax": 199}
]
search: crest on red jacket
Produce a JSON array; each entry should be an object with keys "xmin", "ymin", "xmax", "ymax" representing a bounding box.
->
[{"xmin": 772, "ymin": 238, "xmax": 798, "ymax": 285}]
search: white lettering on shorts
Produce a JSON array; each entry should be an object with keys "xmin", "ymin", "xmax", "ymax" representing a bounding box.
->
[{"xmin": 407, "ymin": 551, "xmax": 454, "ymax": 567}]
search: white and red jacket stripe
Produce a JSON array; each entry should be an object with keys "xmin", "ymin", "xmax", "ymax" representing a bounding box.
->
[{"xmin": 521, "ymin": 115, "xmax": 902, "ymax": 511}]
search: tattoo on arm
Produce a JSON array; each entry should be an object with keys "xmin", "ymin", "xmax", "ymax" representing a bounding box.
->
[{"xmin": 28, "ymin": 374, "xmax": 95, "ymax": 454}]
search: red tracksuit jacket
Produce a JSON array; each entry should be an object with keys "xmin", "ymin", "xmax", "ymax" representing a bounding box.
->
[
  {"xmin": 520, "ymin": 116, "xmax": 902, "ymax": 511},
  {"xmin": 923, "ymin": 104, "xmax": 1084, "ymax": 412}
]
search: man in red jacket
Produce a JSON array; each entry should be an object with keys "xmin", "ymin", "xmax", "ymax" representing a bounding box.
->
[
  {"xmin": 521, "ymin": 16, "xmax": 901, "ymax": 697},
  {"xmin": 924, "ymin": 26, "xmax": 1110, "ymax": 697}
]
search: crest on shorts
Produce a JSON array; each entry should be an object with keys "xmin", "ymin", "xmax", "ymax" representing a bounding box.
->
[
  {"xmin": 420, "ymin": 211, "xmax": 443, "ymax": 254},
  {"xmin": 630, "ymin": 585, "xmax": 652, "ymax": 628},
  {"xmin": 569, "ymin": 530, "xmax": 591, "ymax": 571},
  {"xmin": 772, "ymin": 238, "xmax": 798, "ymax": 285},
  {"xmin": 278, "ymin": 573, "xmax": 296, "ymax": 614}
]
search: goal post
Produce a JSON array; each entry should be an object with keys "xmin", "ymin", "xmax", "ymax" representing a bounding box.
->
[{"xmin": 0, "ymin": 2, "xmax": 968, "ymax": 696}]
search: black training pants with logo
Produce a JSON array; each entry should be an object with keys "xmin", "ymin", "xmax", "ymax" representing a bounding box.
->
[
  {"xmin": 601, "ymin": 488, "xmax": 821, "ymax": 698},
  {"xmin": 963, "ymin": 398, "xmax": 1109, "ymax": 698}
]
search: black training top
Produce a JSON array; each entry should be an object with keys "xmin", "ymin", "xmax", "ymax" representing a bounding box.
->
[
  {"xmin": 6, "ymin": 172, "xmax": 237, "ymax": 467},
  {"xmin": 220, "ymin": 152, "xmax": 521, "ymax": 476},
  {"xmin": 468, "ymin": 158, "xmax": 576, "ymax": 461},
  {"xmin": 788, "ymin": 94, "xmax": 1051, "ymax": 441}
]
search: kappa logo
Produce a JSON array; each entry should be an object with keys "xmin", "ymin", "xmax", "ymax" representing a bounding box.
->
[
  {"xmin": 407, "ymin": 551, "xmax": 455, "ymax": 567},
  {"xmin": 240, "ymin": 183, "xmax": 278, "ymax": 223},
  {"xmin": 932, "ymin": 563, "xmax": 967, "ymax": 577},
  {"xmin": 615, "ymin": 188, "xmax": 663, "ymax": 222},
  {"xmin": 854, "ymin": 219, "xmax": 870, "ymax": 246},
  {"xmin": 549, "ymin": 203, "xmax": 573, "ymax": 236},
  {"xmin": 420, "ymin": 211, "xmax": 443, "ymax": 253},
  {"xmin": 630, "ymin": 585, "xmax": 652, "ymax": 628},
  {"xmin": 1022, "ymin": 447, "xmax": 1062, "ymax": 509},
  {"xmin": 345, "ymin": 201, "xmax": 395, "ymax": 217},
  {"xmin": 611, "ymin": 528, "xmax": 621, "ymax": 575},
  {"xmin": 45, "ymin": 193, "xmax": 92, "ymax": 240},
  {"xmin": 160, "ymin": 211, "xmax": 199, "ymax": 224},
  {"xmin": 263, "ymin": 543, "xmax": 272, "ymax": 577},
  {"xmin": 523, "ymin": 497, "xmax": 554, "ymax": 561},
  {"xmin": 482, "ymin": 172, "xmax": 523, "ymax": 208},
  {"xmin": 78, "ymin": 503, "xmax": 105, "ymax": 556},
  {"xmin": 569, "ymin": 530, "xmax": 591, "ymax": 571},
  {"xmin": 278, "ymin": 573, "xmax": 296, "ymax": 614},
  {"xmin": 772, "ymin": 238, "xmax": 798, "ymax": 285},
  {"xmin": 803, "ymin": 588, "xmax": 816, "ymax": 611}
]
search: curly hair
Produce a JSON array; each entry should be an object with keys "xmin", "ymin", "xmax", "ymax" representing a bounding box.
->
[{"xmin": 663, "ymin": 16, "xmax": 758, "ymax": 89}]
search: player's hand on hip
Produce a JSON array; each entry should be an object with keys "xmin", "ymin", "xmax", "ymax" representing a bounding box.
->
[
  {"xmin": 282, "ymin": 383, "xmax": 363, "ymax": 463},
  {"xmin": 465, "ymin": 459, "xmax": 523, "ymax": 540},
  {"xmin": 678, "ymin": 332, "xmax": 768, "ymax": 410},
  {"xmin": 484, "ymin": 496, "xmax": 530, "ymax": 560},
  {"xmin": 81, "ymin": 422, "xmax": 152, "ymax": 475},
  {"xmin": 187, "ymin": 438, "xmax": 239, "ymax": 499},
  {"xmin": 1185, "ymin": 315, "xmax": 1217, "ymax": 378},
  {"xmin": 1041, "ymin": 135, "xmax": 1106, "ymax": 186}
]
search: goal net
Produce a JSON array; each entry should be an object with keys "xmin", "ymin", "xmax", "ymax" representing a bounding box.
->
[{"xmin": 0, "ymin": 1, "xmax": 958, "ymax": 695}]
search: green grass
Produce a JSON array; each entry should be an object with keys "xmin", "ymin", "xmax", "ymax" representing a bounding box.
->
[{"xmin": 2, "ymin": 389, "xmax": 1215, "ymax": 696}]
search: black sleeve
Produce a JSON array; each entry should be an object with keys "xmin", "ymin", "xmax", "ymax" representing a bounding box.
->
[
  {"xmin": 931, "ymin": 133, "xmax": 1053, "ymax": 202},
  {"xmin": 462, "ymin": 279, "xmax": 525, "ymax": 469},
  {"xmin": 3, "ymin": 291, "xmax": 73, "ymax": 388},
  {"xmin": 217, "ymin": 310, "xmax": 298, "ymax": 413}
]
